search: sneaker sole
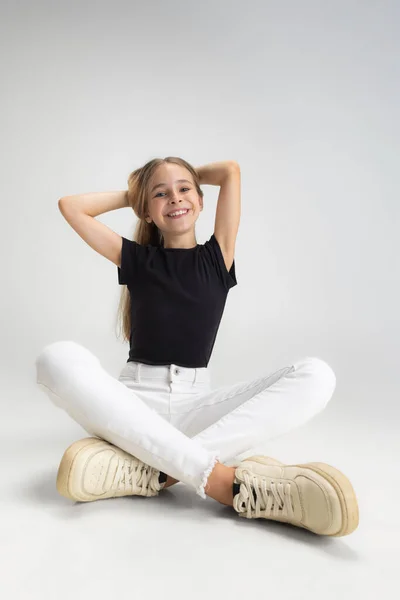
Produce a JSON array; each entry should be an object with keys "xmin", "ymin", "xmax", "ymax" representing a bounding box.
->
[
  {"xmin": 56, "ymin": 437, "xmax": 102, "ymax": 501},
  {"xmin": 244, "ymin": 456, "xmax": 359, "ymax": 537}
]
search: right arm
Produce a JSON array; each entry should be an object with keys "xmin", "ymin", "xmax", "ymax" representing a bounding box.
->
[{"xmin": 58, "ymin": 191, "xmax": 129, "ymax": 267}]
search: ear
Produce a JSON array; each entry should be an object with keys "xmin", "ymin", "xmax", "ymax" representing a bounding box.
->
[{"xmin": 144, "ymin": 207, "xmax": 152, "ymax": 222}]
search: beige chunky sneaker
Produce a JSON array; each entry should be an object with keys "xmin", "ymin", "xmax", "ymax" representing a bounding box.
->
[
  {"xmin": 232, "ymin": 455, "xmax": 359, "ymax": 537},
  {"xmin": 56, "ymin": 437, "xmax": 165, "ymax": 502}
]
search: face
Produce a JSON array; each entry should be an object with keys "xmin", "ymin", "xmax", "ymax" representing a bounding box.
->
[{"xmin": 145, "ymin": 163, "xmax": 203, "ymax": 238}]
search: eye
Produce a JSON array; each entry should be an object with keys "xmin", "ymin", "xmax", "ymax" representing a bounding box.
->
[{"xmin": 155, "ymin": 187, "xmax": 190, "ymax": 197}]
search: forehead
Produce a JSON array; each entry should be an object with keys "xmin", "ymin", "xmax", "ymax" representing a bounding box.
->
[
  {"xmin": 150, "ymin": 165, "xmax": 193, "ymax": 192},
  {"xmin": 153, "ymin": 162, "xmax": 190, "ymax": 180}
]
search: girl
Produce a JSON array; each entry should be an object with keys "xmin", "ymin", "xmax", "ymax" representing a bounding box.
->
[{"xmin": 35, "ymin": 157, "xmax": 359, "ymax": 537}]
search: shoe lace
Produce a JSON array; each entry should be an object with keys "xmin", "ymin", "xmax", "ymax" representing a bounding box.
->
[
  {"xmin": 233, "ymin": 469, "xmax": 295, "ymax": 519},
  {"xmin": 113, "ymin": 458, "xmax": 159, "ymax": 496}
]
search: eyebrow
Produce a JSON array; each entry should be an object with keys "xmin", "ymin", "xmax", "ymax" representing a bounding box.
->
[{"xmin": 151, "ymin": 179, "xmax": 192, "ymax": 193}]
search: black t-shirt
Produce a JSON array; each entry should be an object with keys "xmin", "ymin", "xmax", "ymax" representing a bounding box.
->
[{"xmin": 117, "ymin": 233, "xmax": 237, "ymax": 367}]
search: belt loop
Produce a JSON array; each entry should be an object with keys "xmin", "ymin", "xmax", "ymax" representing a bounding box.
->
[
  {"xmin": 136, "ymin": 362, "xmax": 142, "ymax": 383},
  {"xmin": 193, "ymin": 368, "xmax": 198, "ymax": 385}
]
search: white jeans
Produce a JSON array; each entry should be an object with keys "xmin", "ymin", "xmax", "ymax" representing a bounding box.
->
[{"xmin": 35, "ymin": 340, "xmax": 336, "ymax": 499}]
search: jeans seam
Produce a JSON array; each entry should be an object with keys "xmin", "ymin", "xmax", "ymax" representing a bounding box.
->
[{"xmin": 178, "ymin": 365, "xmax": 296, "ymax": 416}]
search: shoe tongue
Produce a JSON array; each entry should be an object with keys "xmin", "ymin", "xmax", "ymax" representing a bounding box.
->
[
  {"xmin": 233, "ymin": 480, "xmax": 280, "ymax": 510},
  {"xmin": 233, "ymin": 482, "xmax": 259, "ymax": 504},
  {"xmin": 158, "ymin": 471, "xmax": 168, "ymax": 484},
  {"xmin": 233, "ymin": 482, "xmax": 241, "ymax": 498}
]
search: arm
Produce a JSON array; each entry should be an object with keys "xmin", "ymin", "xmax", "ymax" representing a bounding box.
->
[
  {"xmin": 196, "ymin": 161, "xmax": 239, "ymax": 186},
  {"xmin": 59, "ymin": 190, "xmax": 129, "ymax": 217},
  {"xmin": 58, "ymin": 191, "xmax": 130, "ymax": 267},
  {"xmin": 196, "ymin": 162, "xmax": 241, "ymax": 273}
]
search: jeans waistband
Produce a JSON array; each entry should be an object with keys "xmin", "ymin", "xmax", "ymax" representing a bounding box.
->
[{"xmin": 121, "ymin": 361, "xmax": 211, "ymax": 385}]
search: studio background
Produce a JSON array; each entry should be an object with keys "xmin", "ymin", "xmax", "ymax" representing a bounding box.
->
[{"xmin": 1, "ymin": 1, "xmax": 398, "ymax": 598}]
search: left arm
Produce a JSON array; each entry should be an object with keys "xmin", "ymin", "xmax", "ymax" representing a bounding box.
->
[
  {"xmin": 196, "ymin": 160, "xmax": 238, "ymax": 186},
  {"xmin": 196, "ymin": 161, "xmax": 241, "ymax": 272}
]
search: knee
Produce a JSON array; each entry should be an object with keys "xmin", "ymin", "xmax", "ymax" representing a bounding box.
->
[
  {"xmin": 35, "ymin": 340, "xmax": 99, "ymax": 382},
  {"xmin": 304, "ymin": 356, "xmax": 336, "ymax": 385},
  {"xmin": 296, "ymin": 356, "xmax": 337, "ymax": 407}
]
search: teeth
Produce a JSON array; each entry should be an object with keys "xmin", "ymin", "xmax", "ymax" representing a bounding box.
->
[{"xmin": 168, "ymin": 209, "xmax": 188, "ymax": 217}]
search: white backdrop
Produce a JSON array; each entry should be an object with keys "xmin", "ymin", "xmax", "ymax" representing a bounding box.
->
[{"xmin": 0, "ymin": 1, "xmax": 398, "ymax": 598}]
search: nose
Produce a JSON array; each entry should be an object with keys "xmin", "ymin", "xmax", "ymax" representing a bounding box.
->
[{"xmin": 169, "ymin": 197, "xmax": 183, "ymax": 205}]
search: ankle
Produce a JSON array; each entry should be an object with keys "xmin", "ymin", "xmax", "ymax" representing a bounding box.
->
[
  {"xmin": 204, "ymin": 462, "xmax": 236, "ymax": 506},
  {"xmin": 163, "ymin": 475, "xmax": 179, "ymax": 488}
]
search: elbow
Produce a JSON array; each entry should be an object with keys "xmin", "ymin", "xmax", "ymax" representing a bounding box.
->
[
  {"xmin": 228, "ymin": 161, "xmax": 240, "ymax": 172},
  {"xmin": 58, "ymin": 198, "xmax": 67, "ymax": 213},
  {"xmin": 58, "ymin": 197, "xmax": 75, "ymax": 216}
]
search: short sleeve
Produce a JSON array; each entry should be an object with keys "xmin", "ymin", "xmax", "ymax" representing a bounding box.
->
[
  {"xmin": 206, "ymin": 233, "xmax": 237, "ymax": 290},
  {"xmin": 117, "ymin": 236, "xmax": 140, "ymax": 285}
]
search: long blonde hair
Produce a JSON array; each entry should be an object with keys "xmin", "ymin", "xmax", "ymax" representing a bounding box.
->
[{"xmin": 115, "ymin": 156, "xmax": 204, "ymax": 343}]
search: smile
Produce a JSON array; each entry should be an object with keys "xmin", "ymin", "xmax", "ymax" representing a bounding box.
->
[{"xmin": 167, "ymin": 209, "xmax": 190, "ymax": 219}]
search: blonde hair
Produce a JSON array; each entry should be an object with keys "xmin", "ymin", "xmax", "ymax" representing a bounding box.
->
[{"xmin": 115, "ymin": 156, "xmax": 204, "ymax": 343}]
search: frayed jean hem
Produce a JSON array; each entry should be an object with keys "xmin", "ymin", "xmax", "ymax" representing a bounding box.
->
[{"xmin": 195, "ymin": 452, "xmax": 220, "ymax": 499}]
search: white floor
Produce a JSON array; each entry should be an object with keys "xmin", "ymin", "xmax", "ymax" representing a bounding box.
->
[{"xmin": 1, "ymin": 381, "xmax": 397, "ymax": 600}]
